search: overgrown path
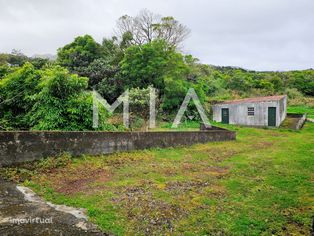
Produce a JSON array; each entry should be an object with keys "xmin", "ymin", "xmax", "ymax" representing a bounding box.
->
[{"xmin": 0, "ymin": 178, "xmax": 105, "ymax": 236}]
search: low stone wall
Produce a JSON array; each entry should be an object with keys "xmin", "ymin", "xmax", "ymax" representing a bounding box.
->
[
  {"xmin": 295, "ymin": 114, "xmax": 307, "ymax": 130},
  {"xmin": 0, "ymin": 129, "xmax": 236, "ymax": 167}
]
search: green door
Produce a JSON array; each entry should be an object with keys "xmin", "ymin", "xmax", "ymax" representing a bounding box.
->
[
  {"xmin": 268, "ymin": 107, "xmax": 276, "ymax": 127},
  {"xmin": 221, "ymin": 108, "xmax": 229, "ymax": 124}
]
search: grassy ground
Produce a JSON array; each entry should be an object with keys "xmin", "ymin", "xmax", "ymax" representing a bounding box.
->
[
  {"xmin": 1, "ymin": 122, "xmax": 313, "ymax": 235},
  {"xmin": 1, "ymin": 104, "xmax": 313, "ymax": 235},
  {"xmin": 287, "ymin": 97, "xmax": 314, "ymax": 119},
  {"xmin": 287, "ymin": 105, "xmax": 314, "ymax": 119}
]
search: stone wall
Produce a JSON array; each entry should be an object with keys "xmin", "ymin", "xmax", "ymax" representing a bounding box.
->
[
  {"xmin": 0, "ymin": 129, "xmax": 236, "ymax": 167},
  {"xmin": 295, "ymin": 114, "xmax": 307, "ymax": 130}
]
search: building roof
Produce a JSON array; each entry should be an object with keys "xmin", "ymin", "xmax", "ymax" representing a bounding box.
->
[{"xmin": 215, "ymin": 95, "xmax": 286, "ymax": 105}]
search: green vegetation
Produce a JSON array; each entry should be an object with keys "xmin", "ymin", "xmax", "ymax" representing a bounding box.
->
[
  {"xmin": 0, "ymin": 7, "xmax": 313, "ymax": 236},
  {"xmin": 288, "ymin": 105, "xmax": 314, "ymax": 119},
  {"xmin": 1, "ymin": 9, "xmax": 313, "ymax": 131},
  {"xmin": 2, "ymin": 123, "xmax": 313, "ymax": 235},
  {"xmin": 0, "ymin": 63, "xmax": 117, "ymax": 131}
]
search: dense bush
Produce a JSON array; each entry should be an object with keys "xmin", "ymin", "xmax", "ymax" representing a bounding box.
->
[
  {"xmin": 0, "ymin": 64, "xmax": 117, "ymax": 131},
  {"xmin": 0, "ymin": 63, "xmax": 40, "ymax": 130},
  {"xmin": 28, "ymin": 66, "xmax": 93, "ymax": 130}
]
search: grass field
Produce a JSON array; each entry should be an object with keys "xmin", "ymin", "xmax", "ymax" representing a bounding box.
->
[
  {"xmin": 287, "ymin": 105, "xmax": 314, "ymax": 119},
  {"xmin": 2, "ymin": 124, "xmax": 312, "ymax": 235},
  {"xmin": 1, "ymin": 105, "xmax": 313, "ymax": 235}
]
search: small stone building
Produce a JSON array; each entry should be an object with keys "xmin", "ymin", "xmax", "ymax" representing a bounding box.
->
[{"xmin": 212, "ymin": 95, "xmax": 287, "ymax": 127}]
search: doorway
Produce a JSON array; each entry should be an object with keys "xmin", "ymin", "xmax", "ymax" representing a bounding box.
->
[
  {"xmin": 221, "ymin": 108, "xmax": 229, "ymax": 124},
  {"xmin": 268, "ymin": 107, "xmax": 276, "ymax": 127}
]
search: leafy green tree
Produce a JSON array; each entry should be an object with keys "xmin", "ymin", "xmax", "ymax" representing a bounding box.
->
[
  {"xmin": 0, "ymin": 51, "xmax": 28, "ymax": 67},
  {"xmin": 0, "ymin": 64, "xmax": 16, "ymax": 79},
  {"xmin": 226, "ymin": 70, "xmax": 254, "ymax": 93},
  {"xmin": 161, "ymin": 76, "xmax": 189, "ymax": 113},
  {"xmin": 7, "ymin": 50, "xmax": 29, "ymax": 66},
  {"xmin": 266, "ymin": 74, "xmax": 284, "ymax": 92},
  {"xmin": 57, "ymin": 35, "xmax": 126, "ymax": 89},
  {"xmin": 95, "ymin": 74, "xmax": 124, "ymax": 104},
  {"xmin": 28, "ymin": 66, "xmax": 95, "ymax": 130},
  {"xmin": 57, "ymin": 35, "xmax": 102, "ymax": 76},
  {"xmin": 102, "ymin": 36, "xmax": 125, "ymax": 65},
  {"xmin": 120, "ymin": 40, "xmax": 189, "ymax": 94},
  {"xmin": 30, "ymin": 57, "xmax": 51, "ymax": 69},
  {"xmin": 0, "ymin": 63, "xmax": 117, "ymax": 131},
  {"xmin": 128, "ymin": 86, "xmax": 157, "ymax": 130},
  {"xmin": 287, "ymin": 71, "xmax": 314, "ymax": 96},
  {"xmin": 0, "ymin": 63, "xmax": 40, "ymax": 130},
  {"xmin": 83, "ymin": 58, "xmax": 118, "ymax": 87},
  {"xmin": 0, "ymin": 54, "xmax": 9, "ymax": 65}
]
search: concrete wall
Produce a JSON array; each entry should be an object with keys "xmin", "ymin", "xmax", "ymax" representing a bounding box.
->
[
  {"xmin": 212, "ymin": 96, "xmax": 287, "ymax": 127},
  {"xmin": 279, "ymin": 96, "xmax": 287, "ymax": 124},
  {"xmin": 295, "ymin": 114, "xmax": 307, "ymax": 130},
  {"xmin": 0, "ymin": 129, "xmax": 236, "ymax": 167}
]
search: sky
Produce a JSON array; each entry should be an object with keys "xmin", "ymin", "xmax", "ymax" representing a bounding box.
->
[{"xmin": 0, "ymin": 0, "xmax": 313, "ymax": 71}]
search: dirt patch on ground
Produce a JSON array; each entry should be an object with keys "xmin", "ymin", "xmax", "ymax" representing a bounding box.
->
[
  {"xmin": 113, "ymin": 184, "xmax": 187, "ymax": 235},
  {"xmin": 48, "ymin": 165, "xmax": 110, "ymax": 195},
  {"xmin": 207, "ymin": 148, "xmax": 243, "ymax": 162},
  {"xmin": 165, "ymin": 180, "xmax": 210, "ymax": 193},
  {"xmin": 279, "ymin": 208, "xmax": 313, "ymax": 235},
  {"xmin": 267, "ymin": 131, "xmax": 286, "ymax": 137},
  {"xmin": 161, "ymin": 167, "xmax": 179, "ymax": 176},
  {"xmin": 252, "ymin": 141, "xmax": 274, "ymax": 149},
  {"xmin": 102, "ymin": 152, "xmax": 151, "ymax": 168},
  {"xmin": 206, "ymin": 184, "xmax": 227, "ymax": 197},
  {"xmin": 204, "ymin": 166, "xmax": 229, "ymax": 178},
  {"xmin": 181, "ymin": 163, "xmax": 198, "ymax": 172}
]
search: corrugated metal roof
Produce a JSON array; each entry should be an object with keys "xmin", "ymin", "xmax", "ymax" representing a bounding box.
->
[{"xmin": 215, "ymin": 95, "xmax": 286, "ymax": 105}]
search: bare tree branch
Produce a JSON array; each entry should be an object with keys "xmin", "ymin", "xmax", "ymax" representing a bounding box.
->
[{"xmin": 115, "ymin": 9, "xmax": 190, "ymax": 48}]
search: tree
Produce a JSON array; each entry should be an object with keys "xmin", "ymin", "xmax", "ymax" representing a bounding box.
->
[
  {"xmin": 84, "ymin": 58, "xmax": 118, "ymax": 87},
  {"xmin": 57, "ymin": 35, "xmax": 125, "ymax": 88},
  {"xmin": 8, "ymin": 50, "xmax": 29, "ymax": 66},
  {"xmin": 0, "ymin": 64, "xmax": 15, "ymax": 79},
  {"xmin": 30, "ymin": 57, "xmax": 51, "ymax": 69},
  {"xmin": 287, "ymin": 70, "xmax": 314, "ymax": 96},
  {"xmin": 128, "ymin": 86, "xmax": 158, "ymax": 130},
  {"xmin": 265, "ymin": 73, "xmax": 284, "ymax": 92},
  {"xmin": 162, "ymin": 76, "xmax": 189, "ymax": 113},
  {"xmin": 115, "ymin": 9, "xmax": 190, "ymax": 47},
  {"xmin": 28, "ymin": 66, "xmax": 115, "ymax": 131},
  {"xmin": 57, "ymin": 35, "xmax": 102, "ymax": 76},
  {"xmin": 226, "ymin": 70, "xmax": 254, "ymax": 93},
  {"xmin": 102, "ymin": 36, "xmax": 125, "ymax": 65},
  {"xmin": 0, "ymin": 54, "xmax": 9, "ymax": 65},
  {"xmin": 95, "ymin": 74, "xmax": 124, "ymax": 104},
  {"xmin": 0, "ymin": 63, "xmax": 40, "ymax": 130},
  {"xmin": 0, "ymin": 50, "xmax": 28, "ymax": 67},
  {"xmin": 120, "ymin": 40, "xmax": 189, "ymax": 95}
]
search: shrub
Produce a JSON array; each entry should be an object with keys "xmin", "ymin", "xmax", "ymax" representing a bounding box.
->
[
  {"xmin": 0, "ymin": 63, "xmax": 40, "ymax": 130},
  {"xmin": 29, "ymin": 66, "xmax": 116, "ymax": 131},
  {"xmin": 286, "ymin": 88, "xmax": 306, "ymax": 106}
]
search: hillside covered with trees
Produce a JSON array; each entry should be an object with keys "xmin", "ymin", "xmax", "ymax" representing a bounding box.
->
[{"xmin": 0, "ymin": 9, "xmax": 313, "ymax": 131}]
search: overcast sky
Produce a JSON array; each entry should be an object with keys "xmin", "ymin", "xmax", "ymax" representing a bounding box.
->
[{"xmin": 0, "ymin": 0, "xmax": 313, "ymax": 71}]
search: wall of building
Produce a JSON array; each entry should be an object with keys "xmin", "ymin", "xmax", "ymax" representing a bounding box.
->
[
  {"xmin": 213, "ymin": 97, "xmax": 287, "ymax": 127},
  {"xmin": 0, "ymin": 129, "xmax": 236, "ymax": 167},
  {"xmin": 279, "ymin": 96, "xmax": 287, "ymax": 124}
]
